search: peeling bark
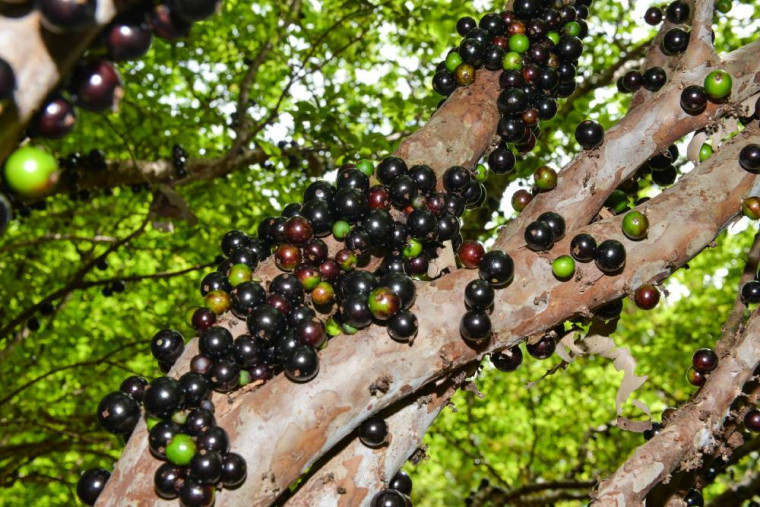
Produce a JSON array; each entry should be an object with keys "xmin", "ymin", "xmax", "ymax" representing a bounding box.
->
[
  {"xmin": 593, "ymin": 306, "xmax": 760, "ymax": 506},
  {"xmin": 98, "ymin": 115, "xmax": 760, "ymax": 505}
]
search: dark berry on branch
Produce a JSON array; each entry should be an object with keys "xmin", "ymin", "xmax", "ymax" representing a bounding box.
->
[
  {"xmin": 526, "ymin": 336, "xmax": 556, "ymax": 359},
  {"xmin": 666, "ymin": 1, "xmax": 690, "ymax": 23},
  {"xmin": 680, "ymin": 85, "xmax": 707, "ymax": 115},
  {"xmin": 105, "ymin": 11, "xmax": 153, "ymax": 61},
  {"xmin": 692, "ymin": 348, "xmax": 718, "ymax": 373},
  {"xmin": 644, "ymin": 7, "xmax": 663, "ymax": 25},
  {"xmin": 179, "ymin": 372, "xmax": 211, "ymax": 407},
  {"xmin": 30, "ymin": 96, "xmax": 77, "ymax": 139},
  {"xmin": 595, "ymin": 239, "xmax": 626, "ymax": 274},
  {"xmin": 389, "ymin": 470, "xmax": 413, "ymax": 495},
  {"xmin": 388, "ymin": 311, "xmax": 418, "ymax": 342},
  {"xmin": 575, "ymin": 120, "xmax": 604, "ymax": 150},
  {"xmin": 151, "ymin": 329, "xmax": 185, "ymax": 365},
  {"xmin": 145, "ymin": 377, "xmax": 185, "ymax": 418},
  {"xmin": 77, "ymin": 468, "xmax": 110, "ymax": 506},
  {"xmin": 221, "ymin": 452, "xmax": 247, "ymax": 488},
  {"xmin": 120, "ymin": 375, "xmax": 149, "ymax": 403},
  {"xmin": 149, "ymin": 420, "xmax": 182, "ymax": 459},
  {"xmin": 642, "ymin": 67, "xmax": 667, "ymax": 91},
  {"xmin": 525, "ymin": 221, "xmax": 554, "ymax": 251},
  {"xmin": 154, "ymin": 463, "xmax": 185, "ymax": 499},
  {"xmin": 284, "ymin": 345, "xmax": 319, "ymax": 382},
  {"xmin": 662, "ymin": 28, "xmax": 690, "ymax": 55},
  {"xmin": 185, "ymin": 408, "xmax": 215, "ymax": 436},
  {"xmin": 360, "ymin": 416, "xmax": 388, "ymax": 447},
  {"xmin": 570, "ymin": 233, "xmax": 597, "ymax": 262},
  {"xmin": 169, "ymin": 0, "xmax": 218, "ymax": 22},
  {"xmin": 478, "ymin": 250, "xmax": 514, "ymax": 288},
  {"xmin": 69, "ymin": 59, "xmax": 123, "ymax": 112},
  {"xmin": 209, "ymin": 359, "xmax": 240, "ymax": 392},
  {"xmin": 460, "ymin": 310, "xmax": 492, "ymax": 343},
  {"xmin": 178, "ymin": 480, "xmax": 215, "ymax": 507},
  {"xmin": 634, "ymin": 285, "xmax": 660, "ymax": 310},
  {"xmin": 491, "ymin": 346, "xmax": 523, "ymax": 372},
  {"xmin": 97, "ymin": 391, "xmax": 140, "ymax": 435},
  {"xmin": 39, "ymin": 0, "xmax": 96, "ymax": 33},
  {"xmin": 739, "ymin": 144, "xmax": 760, "ymax": 172},
  {"xmin": 745, "ymin": 409, "xmax": 760, "ymax": 432},
  {"xmin": 741, "ymin": 280, "xmax": 760, "ymax": 304},
  {"xmin": 537, "ymin": 212, "xmax": 565, "ymax": 240}
]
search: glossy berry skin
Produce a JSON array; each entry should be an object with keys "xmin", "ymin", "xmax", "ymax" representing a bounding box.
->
[
  {"xmin": 208, "ymin": 359, "xmax": 240, "ymax": 392},
  {"xmin": 662, "ymin": 28, "xmax": 690, "ymax": 55},
  {"xmin": 524, "ymin": 220, "xmax": 554, "ymax": 251},
  {"xmin": 692, "ymin": 348, "xmax": 718, "ymax": 373},
  {"xmin": 666, "ymin": 1, "xmax": 690, "ymax": 23},
  {"xmin": 454, "ymin": 63, "xmax": 476, "ymax": 86},
  {"xmin": 575, "ymin": 120, "xmax": 604, "ymax": 150},
  {"xmin": 284, "ymin": 345, "xmax": 319, "ymax": 382},
  {"xmin": 196, "ymin": 426, "xmax": 230, "ymax": 454},
  {"xmin": 388, "ymin": 175, "xmax": 418, "ymax": 208},
  {"xmin": 179, "ymin": 372, "xmax": 211, "ymax": 407},
  {"xmin": 488, "ymin": 145, "xmax": 516, "ymax": 174},
  {"xmin": 456, "ymin": 16, "xmax": 477, "ymax": 37},
  {"xmin": 460, "ymin": 310, "xmax": 492, "ymax": 343},
  {"xmin": 458, "ymin": 240, "xmax": 485, "ymax": 269},
  {"xmin": 270, "ymin": 273, "xmax": 304, "ymax": 304},
  {"xmin": 77, "ymin": 468, "xmax": 110, "ymax": 506},
  {"xmin": 433, "ymin": 71, "xmax": 457, "ymax": 96},
  {"xmin": 371, "ymin": 489, "xmax": 408, "ymax": 507},
  {"xmin": 703, "ymin": 70, "xmax": 732, "ymax": 100},
  {"xmin": 739, "ymin": 144, "xmax": 760, "ymax": 172},
  {"xmin": 69, "ymin": 59, "xmax": 123, "ymax": 112},
  {"xmin": 120, "ymin": 375, "xmax": 149, "ymax": 402},
  {"xmin": 389, "ymin": 469, "xmax": 413, "ymax": 495},
  {"xmin": 645, "ymin": 7, "xmax": 663, "ymax": 25},
  {"xmin": 684, "ymin": 488, "xmax": 703, "ymax": 507},
  {"xmin": 537, "ymin": 212, "xmax": 565, "ymax": 240},
  {"xmin": 743, "ymin": 197, "xmax": 760, "ymax": 220},
  {"xmin": 368, "ymin": 287, "xmax": 401, "ymax": 321},
  {"xmin": 534, "ymin": 166, "xmax": 557, "ymax": 191},
  {"xmin": 359, "ymin": 416, "xmax": 388, "ymax": 447},
  {"xmin": 407, "ymin": 209, "xmax": 438, "ymax": 241},
  {"xmin": 189, "ymin": 450, "xmax": 223, "ymax": 484},
  {"xmin": 295, "ymin": 319, "xmax": 326, "ymax": 348},
  {"xmin": 741, "ymin": 280, "xmax": 760, "ymax": 304},
  {"xmin": 178, "ymin": 480, "xmax": 215, "ymax": 507},
  {"xmin": 491, "ymin": 346, "xmax": 523, "ymax": 372},
  {"xmin": 570, "ymin": 233, "xmax": 597, "ymax": 262},
  {"xmin": 642, "ymin": 67, "xmax": 667, "ymax": 92},
  {"xmin": 168, "ymin": 0, "xmax": 218, "ymax": 22},
  {"xmin": 31, "ymin": 96, "xmax": 77, "ymax": 139},
  {"xmin": 3, "ymin": 146, "xmax": 59, "ymax": 197},
  {"xmin": 154, "ymin": 463, "xmax": 185, "ymax": 499},
  {"xmin": 595, "ymin": 240, "xmax": 626, "ymax": 274},
  {"xmin": 443, "ymin": 166, "xmax": 472, "ymax": 195},
  {"xmin": 166, "ymin": 433, "xmax": 196, "ymax": 466},
  {"xmin": 680, "ymin": 85, "xmax": 707, "ymax": 115},
  {"xmin": 464, "ymin": 279, "xmax": 495, "ymax": 310},
  {"xmin": 526, "ymin": 336, "xmax": 556, "ymax": 359},
  {"xmin": 247, "ymin": 304, "xmax": 287, "ymax": 340},
  {"xmin": 332, "ymin": 187, "xmax": 367, "ymax": 223},
  {"xmin": 512, "ymin": 189, "xmax": 533, "ymax": 212},
  {"xmin": 687, "ymin": 367, "xmax": 706, "ymax": 386},
  {"xmin": 377, "ymin": 156, "xmax": 408, "ymax": 184},
  {"xmin": 149, "ymin": 420, "xmax": 181, "ymax": 458},
  {"xmin": 380, "ymin": 273, "xmax": 416, "ymax": 310},
  {"xmin": 199, "ymin": 326, "xmax": 232, "ymax": 359},
  {"xmin": 144, "ymin": 376, "xmax": 185, "ymax": 418},
  {"xmin": 97, "ymin": 391, "xmax": 140, "ymax": 435},
  {"xmin": 184, "ymin": 408, "xmax": 214, "ymax": 436},
  {"xmin": 151, "ymin": 329, "xmax": 185, "ymax": 365},
  {"xmin": 231, "ymin": 282, "xmax": 267, "ymax": 317},
  {"xmin": 552, "ymin": 255, "xmax": 575, "ymax": 280},
  {"xmin": 105, "ymin": 12, "xmax": 153, "ymax": 61},
  {"xmin": 634, "ymin": 284, "xmax": 660, "ymax": 310},
  {"xmin": 38, "ymin": 0, "xmax": 96, "ymax": 33},
  {"xmin": 745, "ymin": 409, "xmax": 760, "ymax": 432},
  {"xmin": 221, "ymin": 452, "xmax": 247, "ymax": 488},
  {"xmin": 200, "ymin": 271, "xmax": 231, "ymax": 296},
  {"xmin": 387, "ymin": 311, "xmax": 418, "ymax": 342},
  {"xmin": 478, "ymin": 250, "xmax": 514, "ymax": 288},
  {"xmin": 622, "ymin": 210, "xmax": 649, "ymax": 240}
]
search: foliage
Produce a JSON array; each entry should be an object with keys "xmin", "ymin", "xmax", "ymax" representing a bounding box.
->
[{"xmin": 1, "ymin": 0, "xmax": 759, "ymax": 506}]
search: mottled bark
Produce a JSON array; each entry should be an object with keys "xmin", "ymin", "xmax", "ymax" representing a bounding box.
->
[{"xmin": 593, "ymin": 307, "xmax": 760, "ymax": 506}]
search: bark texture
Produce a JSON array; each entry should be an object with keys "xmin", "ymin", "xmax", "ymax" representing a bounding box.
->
[
  {"xmin": 593, "ymin": 308, "xmax": 760, "ymax": 506},
  {"xmin": 97, "ymin": 116, "xmax": 760, "ymax": 505}
]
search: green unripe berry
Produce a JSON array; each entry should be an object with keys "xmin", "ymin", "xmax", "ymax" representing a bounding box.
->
[
  {"xmin": 228, "ymin": 263, "xmax": 252, "ymax": 286},
  {"xmin": 4, "ymin": 146, "xmax": 59, "ymax": 197},
  {"xmin": 552, "ymin": 255, "xmax": 576, "ymax": 280},
  {"xmin": 332, "ymin": 220, "xmax": 350, "ymax": 240},
  {"xmin": 509, "ymin": 34, "xmax": 530, "ymax": 53},
  {"xmin": 622, "ymin": 210, "xmax": 649, "ymax": 240},
  {"xmin": 703, "ymin": 70, "xmax": 732, "ymax": 100},
  {"xmin": 402, "ymin": 238, "xmax": 423, "ymax": 258},
  {"xmin": 605, "ymin": 190, "xmax": 630, "ymax": 214},
  {"xmin": 475, "ymin": 163, "xmax": 489, "ymax": 183},
  {"xmin": 445, "ymin": 52, "xmax": 463, "ymax": 73},
  {"xmin": 239, "ymin": 369, "xmax": 251, "ymax": 387},
  {"xmin": 563, "ymin": 21, "xmax": 581, "ymax": 37},
  {"xmin": 716, "ymin": 0, "xmax": 731, "ymax": 13},
  {"xmin": 534, "ymin": 166, "xmax": 557, "ymax": 191},
  {"xmin": 325, "ymin": 316, "xmax": 342, "ymax": 337},
  {"xmin": 166, "ymin": 434, "xmax": 196, "ymax": 466},
  {"xmin": 699, "ymin": 143, "xmax": 713, "ymax": 162},
  {"xmin": 171, "ymin": 410, "xmax": 188, "ymax": 425},
  {"xmin": 356, "ymin": 159, "xmax": 374, "ymax": 177},
  {"xmin": 743, "ymin": 196, "xmax": 760, "ymax": 220},
  {"xmin": 341, "ymin": 321, "xmax": 359, "ymax": 335},
  {"xmin": 547, "ymin": 32, "xmax": 560, "ymax": 45},
  {"xmin": 204, "ymin": 290, "xmax": 231, "ymax": 315},
  {"xmin": 502, "ymin": 51, "xmax": 523, "ymax": 70}
]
